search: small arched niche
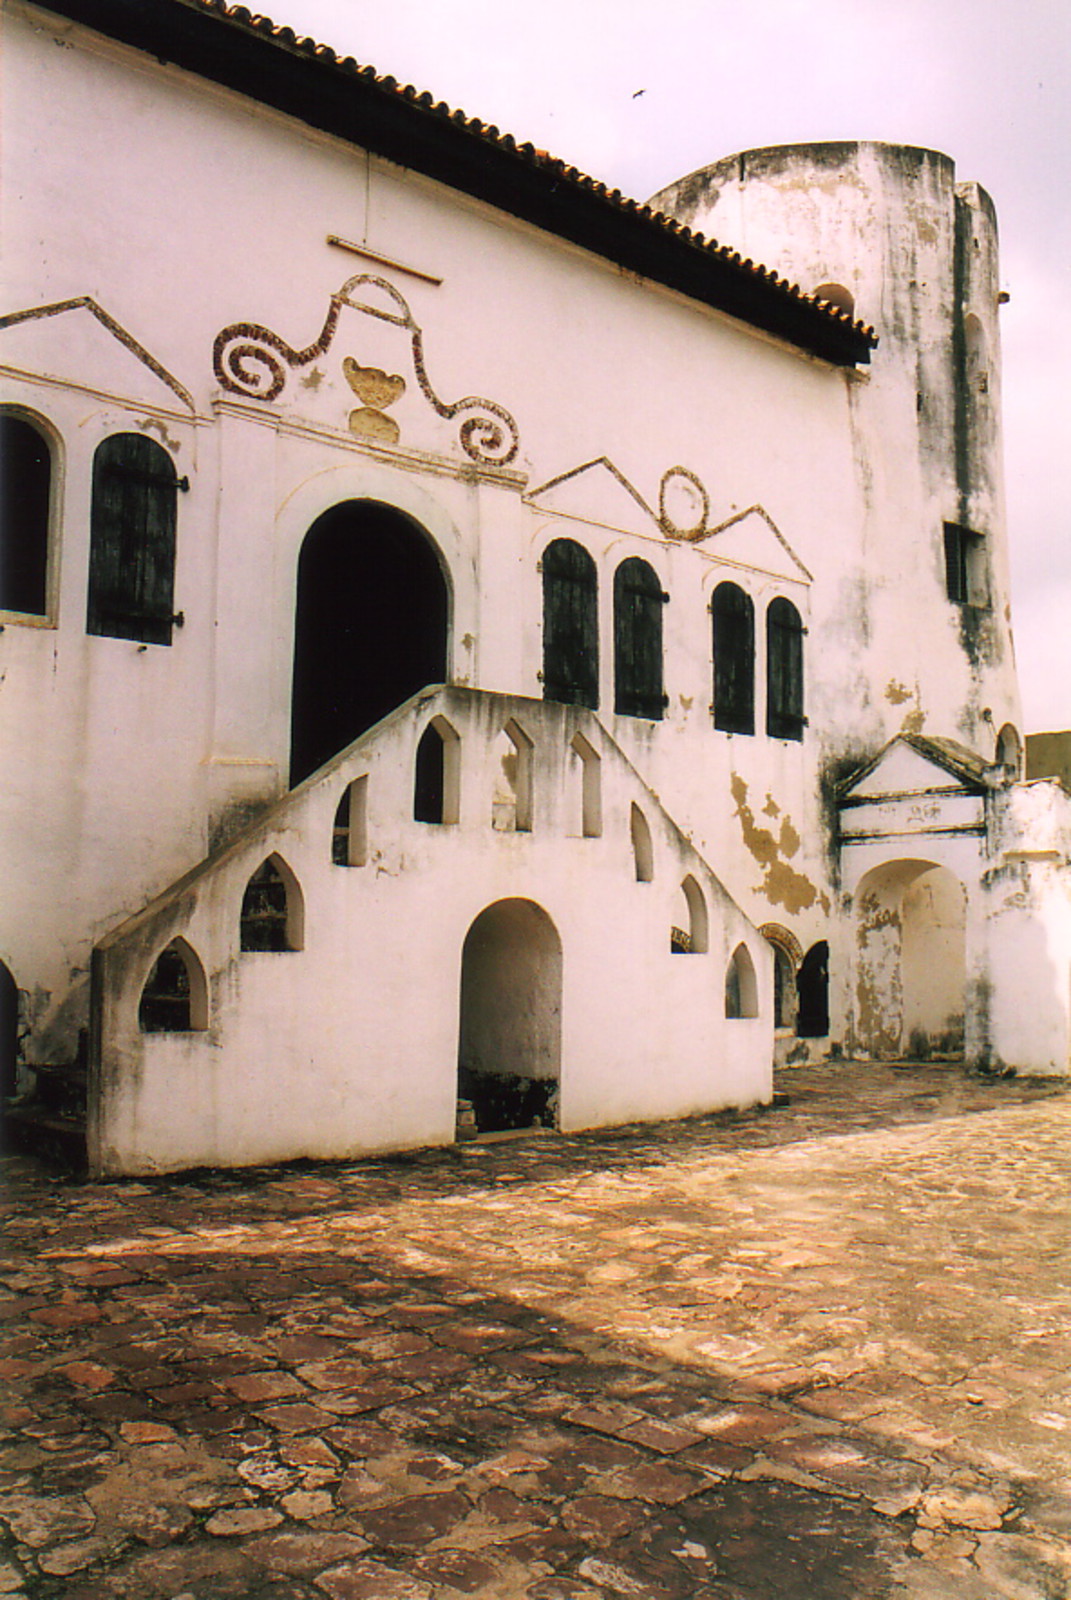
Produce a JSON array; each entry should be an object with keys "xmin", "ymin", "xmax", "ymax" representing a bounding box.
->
[
  {"xmin": 491, "ymin": 719, "xmax": 533, "ymax": 833},
  {"xmin": 725, "ymin": 943, "xmax": 759, "ymax": 1019},
  {"xmin": 138, "ymin": 939, "xmax": 208, "ymax": 1033},
  {"xmin": 813, "ymin": 282, "xmax": 855, "ymax": 318},
  {"xmin": 995, "ymin": 723, "xmax": 1022, "ymax": 779},
  {"xmin": 630, "ymin": 803, "xmax": 654, "ymax": 883},
  {"xmin": 671, "ymin": 874, "xmax": 708, "ymax": 954},
  {"xmin": 240, "ymin": 855, "xmax": 304, "ymax": 952},
  {"xmin": 570, "ymin": 731, "xmax": 602, "ymax": 838},
  {"xmin": 415, "ymin": 715, "xmax": 461, "ymax": 825},
  {"xmin": 332, "ymin": 775, "xmax": 368, "ymax": 866}
]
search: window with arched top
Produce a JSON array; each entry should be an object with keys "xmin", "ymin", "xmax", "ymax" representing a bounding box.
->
[
  {"xmin": 614, "ymin": 557, "xmax": 665, "ymax": 719},
  {"xmin": 542, "ymin": 538, "xmax": 598, "ymax": 709},
  {"xmin": 138, "ymin": 939, "xmax": 208, "ymax": 1032},
  {"xmin": 414, "ymin": 716, "xmax": 460, "ymax": 824},
  {"xmin": 725, "ymin": 944, "xmax": 759, "ymax": 1018},
  {"xmin": 1, "ymin": 411, "xmax": 53, "ymax": 619},
  {"xmin": 240, "ymin": 856, "xmax": 304, "ymax": 952},
  {"xmin": 88, "ymin": 433, "xmax": 183, "ymax": 645},
  {"xmin": 766, "ymin": 597, "xmax": 804, "ymax": 740},
  {"xmin": 711, "ymin": 582, "xmax": 754, "ymax": 735}
]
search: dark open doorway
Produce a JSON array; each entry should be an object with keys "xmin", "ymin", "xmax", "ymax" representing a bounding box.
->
[
  {"xmin": 290, "ymin": 501, "xmax": 449, "ymax": 787},
  {"xmin": 0, "ymin": 961, "xmax": 18, "ymax": 1099}
]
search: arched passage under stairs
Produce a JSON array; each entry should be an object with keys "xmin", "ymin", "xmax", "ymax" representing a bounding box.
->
[
  {"xmin": 457, "ymin": 899, "xmax": 562, "ymax": 1136},
  {"xmin": 853, "ymin": 860, "xmax": 967, "ymax": 1060}
]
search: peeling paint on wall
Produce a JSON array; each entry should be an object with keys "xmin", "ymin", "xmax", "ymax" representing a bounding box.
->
[{"xmin": 730, "ymin": 774, "xmax": 827, "ymax": 913}]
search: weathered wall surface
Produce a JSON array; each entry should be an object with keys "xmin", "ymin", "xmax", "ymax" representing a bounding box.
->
[{"xmin": 3, "ymin": 5, "xmax": 1065, "ymax": 1156}]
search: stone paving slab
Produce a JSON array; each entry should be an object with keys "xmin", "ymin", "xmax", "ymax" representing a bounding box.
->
[{"xmin": 1, "ymin": 1062, "xmax": 1070, "ymax": 1598}]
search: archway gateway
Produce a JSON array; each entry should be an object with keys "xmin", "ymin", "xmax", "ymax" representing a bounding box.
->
[
  {"xmin": 290, "ymin": 501, "xmax": 449, "ymax": 786},
  {"xmin": 457, "ymin": 899, "xmax": 562, "ymax": 1135},
  {"xmin": 854, "ymin": 860, "xmax": 966, "ymax": 1059}
]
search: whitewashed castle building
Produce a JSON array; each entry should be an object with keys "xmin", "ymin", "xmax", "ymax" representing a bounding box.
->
[{"xmin": 2, "ymin": 0, "xmax": 1069, "ymax": 1174}]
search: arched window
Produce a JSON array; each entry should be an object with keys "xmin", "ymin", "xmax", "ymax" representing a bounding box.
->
[
  {"xmin": 542, "ymin": 539, "xmax": 598, "ymax": 709},
  {"xmin": 766, "ymin": 597, "xmax": 805, "ymax": 741},
  {"xmin": 138, "ymin": 939, "xmax": 208, "ymax": 1032},
  {"xmin": 711, "ymin": 582, "xmax": 754, "ymax": 734},
  {"xmin": 725, "ymin": 944, "xmax": 759, "ymax": 1018},
  {"xmin": 614, "ymin": 557, "xmax": 665, "ymax": 719},
  {"xmin": 240, "ymin": 856, "xmax": 303, "ymax": 952},
  {"xmin": 414, "ymin": 716, "xmax": 460, "ymax": 825},
  {"xmin": 0, "ymin": 411, "xmax": 52, "ymax": 617},
  {"xmin": 87, "ymin": 433, "xmax": 182, "ymax": 645}
]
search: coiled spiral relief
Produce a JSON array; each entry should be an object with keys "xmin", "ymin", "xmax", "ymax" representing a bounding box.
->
[{"xmin": 212, "ymin": 275, "xmax": 520, "ymax": 467}]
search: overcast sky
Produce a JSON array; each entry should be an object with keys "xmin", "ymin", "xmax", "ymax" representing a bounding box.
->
[{"xmin": 276, "ymin": 0, "xmax": 1069, "ymax": 733}]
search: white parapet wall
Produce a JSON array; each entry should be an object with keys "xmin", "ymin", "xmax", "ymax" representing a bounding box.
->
[{"xmin": 90, "ymin": 687, "xmax": 773, "ymax": 1175}]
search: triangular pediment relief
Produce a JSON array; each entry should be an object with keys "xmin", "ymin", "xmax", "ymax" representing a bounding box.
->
[
  {"xmin": 526, "ymin": 457, "xmax": 656, "ymax": 537},
  {"xmin": 705, "ymin": 506, "xmax": 812, "ymax": 583},
  {"xmin": 841, "ymin": 735, "xmax": 991, "ymax": 802},
  {"xmin": 527, "ymin": 459, "xmax": 811, "ymax": 584},
  {"xmin": 0, "ymin": 297, "xmax": 194, "ymax": 412}
]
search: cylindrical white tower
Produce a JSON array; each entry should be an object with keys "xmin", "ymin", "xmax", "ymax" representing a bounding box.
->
[{"xmin": 652, "ymin": 142, "xmax": 1021, "ymax": 764}]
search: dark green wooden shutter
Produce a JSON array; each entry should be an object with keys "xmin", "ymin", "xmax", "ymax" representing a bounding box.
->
[
  {"xmin": 542, "ymin": 538, "xmax": 598, "ymax": 709},
  {"xmin": 712, "ymin": 582, "xmax": 755, "ymax": 734},
  {"xmin": 87, "ymin": 433, "xmax": 178, "ymax": 645},
  {"xmin": 614, "ymin": 557, "xmax": 665, "ymax": 719},
  {"xmin": 0, "ymin": 413, "xmax": 51, "ymax": 616},
  {"xmin": 766, "ymin": 596, "xmax": 804, "ymax": 740}
]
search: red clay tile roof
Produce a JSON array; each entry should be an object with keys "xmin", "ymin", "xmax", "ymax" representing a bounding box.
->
[{"xmin": 33, "ymin": 0, "xmax": 877, "ymax": 365}]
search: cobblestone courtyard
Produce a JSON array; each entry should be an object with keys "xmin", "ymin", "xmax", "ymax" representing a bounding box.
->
[{"xmin": 2, "ymin": 1063, "xmax": 1070, "ymax": 1599}]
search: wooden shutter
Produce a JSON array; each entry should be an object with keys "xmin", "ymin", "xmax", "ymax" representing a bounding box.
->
[
  {"xmin": 712, "ymin": 582, "xmax": 755, "ymax": 734},
  {"xmin": 0, "ymin": 413, "xmax": 50, "ymax": 616},
  {"xmin": 766, "ymin": 597, "xmax": 804, "ymax": 740},
  {"xmin": 542, "ymin": 539, "xmax": 598, "ymax": 709},
  {"xmin": 87, "ymin": 433, "xmax": 178, "ymax": 645},
  {"xmin": 614, "ymin": 557, "xmax": 665, "ymax": 719}
]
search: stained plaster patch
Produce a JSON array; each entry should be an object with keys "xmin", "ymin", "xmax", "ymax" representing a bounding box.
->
[{"xmin": 730, "ymin": 775, "xmax": 827, "ymax": 914}]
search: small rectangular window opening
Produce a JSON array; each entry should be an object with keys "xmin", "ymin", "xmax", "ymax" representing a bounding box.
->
[{"xmin": 943, "ymin": 522, "xmax": 987, "ymax": 607}]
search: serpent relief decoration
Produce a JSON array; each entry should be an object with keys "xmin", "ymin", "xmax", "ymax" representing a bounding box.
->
[{"xmin": 212, "ymin": 274, "xmax": 520, "ymax": 466}]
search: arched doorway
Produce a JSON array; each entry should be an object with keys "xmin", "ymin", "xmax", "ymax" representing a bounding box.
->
[
  {"xmin": 796, "ymin": 941, "xmax": 829, "ymax": 1038},
  {"xmin": 0, "ymin": 961, "xmax": 18, "ymax": 1099},
  {"xmin": 854, "ymin": 860, "xmax": 966, "ymax": 1059},
  {"xmin": 457, "ymin": 899, "xmax": 562, "ymax": 1135},
  {"xmin": 290, "ymin": 501, "xmax": 449, "ymax": 786}
]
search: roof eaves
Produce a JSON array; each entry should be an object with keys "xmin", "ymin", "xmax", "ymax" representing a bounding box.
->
[{"xmin": 32, "ymin": 0, "xmax": 877, "ymax": 366}]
